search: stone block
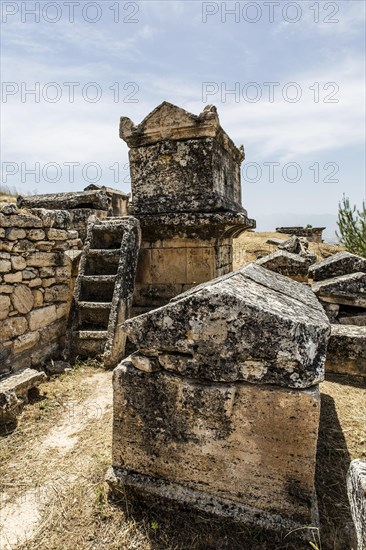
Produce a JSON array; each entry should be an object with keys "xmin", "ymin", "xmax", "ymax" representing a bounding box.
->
[
  {"xmin": 0, "ymin": 285, "xmax": 13, "ymax": 294},
  {"xmin": 28, "ymin": 278, "xmax": 42, "ymax": 288},
  {"xmin": 23, "ymin": 268, "xmax": 38, "ymax": 280},
  {"xmin": 11, "ymin": 285, "xmax": 34, "ymax": 314},
  {"xmin": 0, "ymin": 211, "xmax": 42, "ymax": 228},
  {"xmin": 4, "ymin": 272, "xmax": 22, "ymax": 283},
  {"xmin": 39, "ymin": 267, "xmax": 55, "ymax": 277},
  {"xmin": 26, "ymin": 252, "xmax": 62, "ymax": 267},
  {"xmin": 28, "ymin": 229, "xmax": 46, "ymax": 241},
  {"xmin": 11, "ymin": 256, "xmax": 27, "ymax": 271},
  {"xmin": 0, "ymin": 259, "xmax": 11, "ymax": 273},
  {"xmin": 325, "ymin": 325, "xmax": 366, "ymax": 377},
  {"xmin": 28, "ymin": 305, "xmax": 57, "ymax": 331},
  {"xmin": 0, "ymin": 368, "xmax": 46, "ymax": 426},
  {"xmin": 32, "ymin": 289, "xmax": 43, "ymax": 307},
  {"xmin": 13, "ymin": 331, "xmax": 40, "ymax": 354},
  {"xmin": 312, "ymin": 272, "xmax": 366, "ymax": 308},
  {"xmin": 44, "ymin": 284, "xmax": 70, "ymax": 303},
  {"xmin": 111, "ymin": 360, "xmax": 321, "ymax": 531},
  {"xmin": 0, "ymin": 241, "xmax": 14, "ymax": 252},
  {"xmin": 347, "ymin": 459, "xmax": 366, "ymax": 550},
  {"xmin": 5, "ymin": 228, "xmax": 26, "ymax": 240},
  {"xmin": 339, "ymin": 311, "xmax": 366, "ymax": 326},
  {"xmin": 42, "ymin": 277, "xmax": 56, "ymax": 288},
  {"xmin": 309, "ymin": 251, "xmax": 366, "ymax": 281},
  {"xmin": 12, "ymin": 239, "xmax": 36, "ymax": 252},
  {"xmin": 1, "ymin": 317, "xmax": 28, "ymax": 341},
  {"xmin": 47, "ymin": 228, "xmax": 68, "ymax": 240},
  {"xmin": 0, "ymin": 295, "xmax": 11, "ymax": 320}
]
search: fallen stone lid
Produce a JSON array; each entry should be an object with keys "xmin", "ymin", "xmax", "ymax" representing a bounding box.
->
[
  {"xmin": 119, "ymin": 102, "xmax": 244, "ymax": 161},
  {"xmin": 312, "ymin": 272, "xmax": 366, "ymax": 308},
  {"xmin": 309, "ymin": 251, "xmax": 366, "ymax": 281},
  {"xmin": 122, "ymin": 263, "xmax": 330, "ymax": 388}
]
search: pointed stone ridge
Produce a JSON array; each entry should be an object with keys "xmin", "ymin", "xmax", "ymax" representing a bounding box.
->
[
  {"xmin": 255, "ymin": 250, "xmax": 309, "ymax": 281},
  {"xmin": 309, "ymin": 251, "xmax": 366, "ymax": 281},
  {"xmin": 123, "ymin": 263, "xmax": 330, "ymax": 388},
  {"xmin": 119, "ymin": 101, "xmax": 244, "ymax": 160}
]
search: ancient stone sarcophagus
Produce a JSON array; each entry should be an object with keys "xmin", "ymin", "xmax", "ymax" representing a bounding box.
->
[
  {"xmin": 120, "ymin": 102, "xmax": 256, "ymax": 312},
  {"xmin": 107, "ymin": 264, "xmax": 331, "ymax": 534}
]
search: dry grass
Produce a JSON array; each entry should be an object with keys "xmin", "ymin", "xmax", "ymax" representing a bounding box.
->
[{"xmin": 0, "ymin": 360, "xmax": 364, "ymax": 550}]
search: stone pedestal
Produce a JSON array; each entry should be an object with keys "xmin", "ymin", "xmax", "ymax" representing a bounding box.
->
[
  {"xmin": 120, "ymin": 102, "xmax": 255, "ymax": 310},
  {"xmin": 107, "ymin": 264, "xmax": 330, "ymax": 534}
]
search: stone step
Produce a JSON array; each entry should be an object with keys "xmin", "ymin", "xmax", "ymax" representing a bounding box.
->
[
  {"xmin": 72, "ymin": 330, "xmax": 108, "ymax": 358},
  {"xmin": 78, "ymin": 302, "xmax": 112, "ymax": 330},
  {"xmin": 79, "ymin": 275, "xmax": 116, "ymax": 302},
  {"xmin": 90, "ymin": 225, "xmax": 124, "ymax": 250},
  {"xmin": 0, "ymin": 368, "xmax": 47, "ymax": 427},
  {"xmin": 85, "ymin": 249, "xmax": 120, "ymax": 276}
]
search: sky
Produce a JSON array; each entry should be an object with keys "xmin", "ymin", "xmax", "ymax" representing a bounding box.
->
[{"xmin": 1, "ymin": 0, "xmax": 365, "ymax": 240}]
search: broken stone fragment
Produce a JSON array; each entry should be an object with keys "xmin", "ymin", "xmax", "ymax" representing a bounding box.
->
[
  {"xmin": 309, "ymin": 251, "xmax": 366, "ymax": 281},
  {"xmin": 0, "ymin": 368, "xmax": 46, "ymax": 427},
  {"xmin": 312, "ymin": 272, "xmax": 366, "ymax": 308},
  {"xmin": 347, "ymin": 459, "xmax": 366, "ymax": 550},
  {"xmin": 123, "ymin": 263, "xmax": 330, "ymax": 389},
  {"xmin": 255, "ymin": 250, "xmax": 309, "ymax": 281},
  {"xmin": 325, "ymin": 325, "xmax": 366, "ymax": 377}
]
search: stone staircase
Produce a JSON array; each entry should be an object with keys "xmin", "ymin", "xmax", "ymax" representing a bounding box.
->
[{"xmin": 66, "ymin": 216, "xmax": 140, "ymax": 367}]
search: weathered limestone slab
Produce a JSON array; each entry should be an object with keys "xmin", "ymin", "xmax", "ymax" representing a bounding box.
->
[
  {"xmin": 255, "ymin": 250, "xmax": 309, "ymax": 281},
  {"xmin": 17, "ymin": 190, "xmax": 109, "ymax": 211},
  {"xmin": 109, "ymin": 263, "xmax": 329, "ymax": 533},
  {"xmin": 309, "ymin": 251, "xmax": 366, "ymax": 281},
  {"xmin": 347, "ymin": 460, "xmax": 366, "ymax": 550},
  {"xmin": 325, "ymin": 325, "xmax": 366, "ymax": 377},
  {"xmin": 125, "ymin": 263, "xmax": 330, "ymax": 389},
  {"xmin": 0, "ymin": 368, "xmax": 46, "ymax": 426},
  {"xmin": 312, "ymin": 272, "xmax": 366, "ymax": 308}
]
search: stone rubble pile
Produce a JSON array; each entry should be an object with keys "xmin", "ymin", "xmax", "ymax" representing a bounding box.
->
[{"xmin": 308, "ymin": 251, "xmax": 366, "ymax": 377}]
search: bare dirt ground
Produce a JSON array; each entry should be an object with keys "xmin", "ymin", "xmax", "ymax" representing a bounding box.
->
[{"xmin": 0, "ymin": 361, "xmax": 364, "ymax": 550}]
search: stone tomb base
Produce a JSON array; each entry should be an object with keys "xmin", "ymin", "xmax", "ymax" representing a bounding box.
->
[{"xmin": 108, "ymin": 359, "xmax": 320, "ymax": 533}]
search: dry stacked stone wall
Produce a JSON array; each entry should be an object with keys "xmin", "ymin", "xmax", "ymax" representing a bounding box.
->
[{"xmin": 0, "ymin": 204, "xmax": 82, "ymax": 376}]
